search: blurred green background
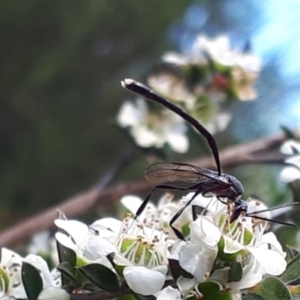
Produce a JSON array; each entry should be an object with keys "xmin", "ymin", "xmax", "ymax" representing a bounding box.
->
[{"xmin": 0, "ymin": 0, "xmax": 299, "ymax": 228}]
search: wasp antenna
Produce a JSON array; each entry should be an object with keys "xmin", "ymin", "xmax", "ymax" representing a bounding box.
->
[
  {"xmin": 247, "ymin": 215, "xmax": 298, "ymax": 228},
  {"xmin": 247, "ymin": 202, "xmax": 300, "ymax": 215},
  {"xmin": 121, "ymin": 79, "xmax": 222, "ymax": 175}
]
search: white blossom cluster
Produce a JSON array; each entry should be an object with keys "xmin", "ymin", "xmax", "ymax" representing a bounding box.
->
[
  {"xmin": 0, "ymin": 248, "xmax": 69, "ymax": 300},
  {"xmin": 0, "ymin": 190, "xmax": 294, "ymax": 299},
  {"xmin": 117, "ymin": 98, "xmax": 189, "ymax": 153},
  {"xmin": 8, "ymin": 193, "xmax": 286, "ymax": 300},
  {"xmin": 162, "ymin": 35, "xmax": 261, "ymax": 101},
  {"xmin": 117, "ymin": 35, "xmax": 261, "ymax": 154}
]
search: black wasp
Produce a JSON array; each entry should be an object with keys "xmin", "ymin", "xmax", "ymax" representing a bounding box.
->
[{"xmin": 121, "ymin": 78, "xmax": 298, "ymax": 239}]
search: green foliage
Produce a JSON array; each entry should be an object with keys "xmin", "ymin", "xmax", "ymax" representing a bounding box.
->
[
  {"xmin": 0, "ymin": 0, "xmax": 192, "ymax": 221},
  {"xmin": 21, "ymin": 262, "xmax": 43, "ymax": 300},
  {"xmin": 195, "ymin": 281, "xmax": 233, "ymax": 300},
  {"xmin": 79, "ymin": 263, "xmax": 121, "ymax": 294},
  {"xmin": 228, "ymin": 261, "xmax": 243, "ymax": 282},
  {"xmin": 279, "ymin": 254, "xmax": 300, "ymax": 284},
  {"xmin": 249, "ymin": 277, "xmax": 291, "ymax": 300}
]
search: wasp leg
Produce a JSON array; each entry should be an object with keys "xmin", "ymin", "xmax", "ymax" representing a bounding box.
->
[
  {"xmin": 135, "ymin": 184, "xmax": 195, "ymax": 220},
  {"xmin": 170, "ymin": 189, "xmax": 213, "ymax": 241}
]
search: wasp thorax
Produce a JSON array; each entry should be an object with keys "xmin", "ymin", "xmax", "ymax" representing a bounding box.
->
[{"xmin": 225, "ymin": 174, "xmax": 244, "ymax": 199}]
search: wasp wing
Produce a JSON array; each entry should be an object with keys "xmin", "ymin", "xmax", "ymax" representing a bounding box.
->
[{"xmin": 145, "ymin": 162, "xmax": 226, "ymax": 184}]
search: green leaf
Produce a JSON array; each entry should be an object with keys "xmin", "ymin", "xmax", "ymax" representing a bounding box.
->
[
  {"xmin": 251, "ymin": 277, "xmax": 291, "ymax": 300},
  {"xmin": 197, "ymin": 281, "xmax": 234, "ymax": 300},
  {"xmin": 21, "ymin": 262, "xmax": 43, "ymax": 300},
  {"xmin": 279, "ymin": 254, "xmax": 300, "ymax": 283},
  {"xmin": 79, "ymin": 263, "xmax": 120, "ymax": 294},
  {"xmin": 228, "ymin": 261, "xmax": 243, "ymax": 282},
  {"xmin": 57, "ymin": 261, "xmax": 78, "ymax": 282},
  {"xmin": 57, "ymin": 261, "xmax": 88, "ymax": 291},
  {"xmin": 184, "ymin": 64, "xmax": 208, "ymax": 87},
  {"xmin": 106, "ymin": 253, "xmax": 126, "ymax": 277},
  {"xmin": 242, "ymin": 293, "xmax": 264, "ymax": 300},
  {"xmin": 289, "ymin": 181, "xmax": 300, "ymax": 203},
  {"xmin": 56, "ymin": 241, "xmax": 77, "ymax": 266},
  {"xmin": 56, "ymin": 241, "xmax": 77, "ymax": 287}
]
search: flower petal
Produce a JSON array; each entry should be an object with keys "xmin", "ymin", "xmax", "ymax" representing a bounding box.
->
[
  {"xmin": 247, "ymin": 247, "xmax": 287, "ymax": 276},
  {"xmin": 156, "ymin": 286, "xmax": 181, "ymax": 300},
  {"xmin": 280, "ymin": 140, "xmax": 300, "ymax": 155},
  {"xmin": 55, "ymin": 232, "xmax": 77, "ymax": 252},
  {"xmin": 280, "ymin": 166, "xmax": 300, "ymax": 183},
  {"xmin": 179, "ymin": 242, "xmax": 217, "ymax": 281},
  {"xmin": 120, "ymin": 196, "xmax": 143, "ymax": 215},
  {"xmin": 83, "ymin": 236, "xmax": 117, "ymax": 260},
  {"xmin": 54, "ymin": 220, "xmax": 89, "ymax": 246},
  {"xmin": 177, "ymin": 276, "xmax": 197, "ymax": 296},
  {"xmin": 38, "ymin": 287, "xmax": 70, "ymax": 300},
  {"xmin": 166, "ymin": 131, "xmax": 189, "ymax": 153},
  {"xmin": 91, "ymin": 218, "xmax": 122, "ymax": 235},
  {"xmin": 123, "ymin": 266, "xmax": 166, "ymax": 296},
  {"xmin": 261, "ymin": 232, "xmax": 285, "ymax": 256},
  {"xmin": 190, "ymin": 217, "xmax": 221, "ymax": 247},
  {"xmin": 1, "ymin": 248, "xmax": 23, "ymax": 266}
]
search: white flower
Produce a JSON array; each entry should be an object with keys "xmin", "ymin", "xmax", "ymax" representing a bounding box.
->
[
  {"xmin": 176, "ymin": 194, "xmax": 287, "ymax": 293},
  {"xmin": 281, "ymin": 140, "xmax": 300, "ymax": 155},
  {"xmin": 0, "ymin": 248, "xmax": 25, "ymax": 298},
  {"xmin": 55, "ymin": 218, "xmax": 118, "ymax": 268},
  {"xmin": 164, "ymin": 35, "xmax": 260, "ymax": 102},
  {"xmin": 193, "ymin": 35, "xmax": 261, "ymax": 72},
  {"xmin": 120, "ymin": 194, "xmax": 192, "ymax": 240},
  {"xmin": 147, "ymin": 73, "xmax": 197, "ymax": 109},
  {"xmin": 155, "ymin": 286, "xmax": 181, "ymax": 300},
  {"xmin": 164, "ymin": 35, "xmax": 261, "ymax": 72},
  {"xmin": 113, "ymin": 216, "xmax": 169, "ymax": 295},
  {"xmin": 147, "ymin": 73, "xmax": 232, "ymax": 135},
  {"xmin": 55, "ymin": 219, "xmax": 92, "ymax": 256},
  {"xmin": 117, "ymin": 98, "xmax": 189, "ymax": 153},
  {"xmin": 178, "ymin": 217, "xmax": 220, "ymax": 281},
  {"xmin": 280, "ymin": 140, "xmax": 300, "ymax": 183},
  {"xmin": 57, "ymin": 215, "xmax": 170, "ymax": 296},
  {"xmin": 231, "ymin": 66, "xmax": 259, "ymax": 101},
  {"xmin": 0, "ymin": 248, "xmax": 67, "ymax": 299}
]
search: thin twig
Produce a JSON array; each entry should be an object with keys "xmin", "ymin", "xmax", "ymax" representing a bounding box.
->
[
  {"xmin": 191, "ymin": 128, "xmax": 300, "ymax": 169},
  {"xmin": 92, "ymin": 146, "xmax": 136, "ymax": 190},
  {"xmin": 0, "ymin": 128, "xmax": 299, "ymax": 248}
]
